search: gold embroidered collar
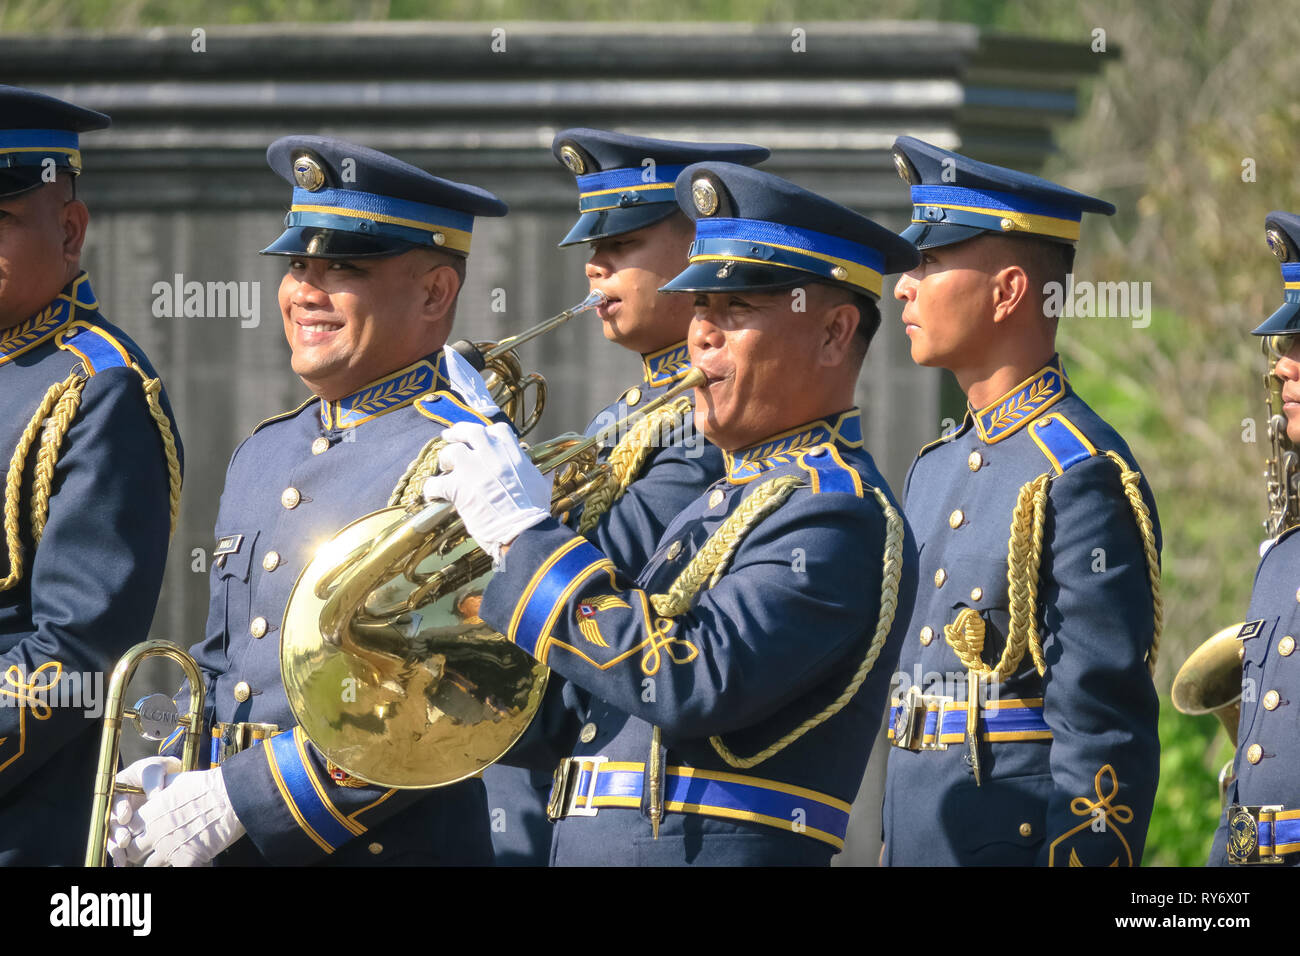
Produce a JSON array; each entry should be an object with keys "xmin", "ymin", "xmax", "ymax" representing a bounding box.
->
[
  {"xmin": 320, "ymin": 352, "xmax": 450, "ymax": 429},
  {"xmin": 0, "ymin": 272, "xmax": 97, "ymax": 368},
  {"xmin": 971, "ymin": 356, "xmax": 1068, "ymax": 444},
  {"xmin": 724, "ymin": 409, "xmax": 863, "ymax": 483},
  {"xmin": 642, "ymin": 340, "xmax": 693, "ymax": 388}
]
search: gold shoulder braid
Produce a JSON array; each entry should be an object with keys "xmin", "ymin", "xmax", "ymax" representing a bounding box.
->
[
  {"xmin": 1, "ymin": 360, "xmax": 182, "ymax": 593},
  {"xmin": 577, "ymin": 396, "xmax": 693, "ymax": 535},
  {"xmin": 390, "ymin": 435, "xmax": 444, "ymax": 508},
  {"xmin": 945, "ymin": 454, "xmax": 1163, "ymax": 783},
  {"xmin": 648, "ymin": 474, "xmax": 905, "ymax": 770}
]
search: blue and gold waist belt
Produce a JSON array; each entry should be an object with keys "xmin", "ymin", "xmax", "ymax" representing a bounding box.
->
[
  {"xmin": 888, "ymin": 694, "xmax": 1052, "ymax": 751},
  {"xmin": 1226, "ymin": 804, "xmax": 1300, "ymax": 864},
  {"xmin": 547, "ymin": 756, "xmax": 852, "ymax": 850}
]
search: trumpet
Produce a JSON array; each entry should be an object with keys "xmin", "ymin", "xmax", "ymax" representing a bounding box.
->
[
  {"xmin": 450, "ymin": 290, "xmax": 607, "ymax": 437},
  {"xmin": 280, "ymin": 368, "xmax": 704, "ymax": 789},
  {"xmin": 85, "ymin": 640, "xmax": 207, "ymax": 867}
]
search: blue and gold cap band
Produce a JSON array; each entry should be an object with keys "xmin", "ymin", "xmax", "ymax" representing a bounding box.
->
[
  {"xmin": 0, "ymin": 129, "xmax": 83, "ymax": 173},
  {"xmin": 688, "ymin": 217, "xmax": 885, "ymax": 297},
  {"xmin": 575, "ymin": 164, "xmax": 687, "ymax": 213},
  {"xmin": 287, "ymin": 185, "xmax": 475, "ymax": 255},
  {"xmin": 1252, "ymin": 211, "xmax": 1300, "ymax": 336},
  {"xmin": 909, "ymin": 184, "xmax": 1083, "ymax": 243}
]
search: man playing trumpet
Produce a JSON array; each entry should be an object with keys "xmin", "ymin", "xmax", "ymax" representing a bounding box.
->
[
  {"xmin": 483, "ymin": 129, "xmax": 768, "ymax": 865},
  {"xmin": 429, "ymin": 163, "xmax": 919, "ymax": 865}
]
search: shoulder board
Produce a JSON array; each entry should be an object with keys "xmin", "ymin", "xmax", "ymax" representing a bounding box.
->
[
  {"xmin": 415, "ymin": 390, "xmax": 494, "ymax": 428},
  {"xmin": 251, "ymin": 396, "xmax": 317, "ymax": 436},
  {"xmin": 1028, "ymin": 412, "xmax": 1098, "ymax": 476},
  {"xmin": 796, "ymin": 444, "xmax": 865, "ymax": 497},
  {"xmin": 55, "ymin": 321, "xmax": 133, "ymax": 376}
]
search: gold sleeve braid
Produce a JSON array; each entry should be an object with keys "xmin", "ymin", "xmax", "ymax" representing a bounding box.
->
[
  {"xmin": 576, "ymin": 397, "xmax": 693, "ymax": 536},
  {"xmin": 1, "ymin": 362, "xmax": 183, "ymax": 593},
  {"xmin": 946, "ymin": 452, "xmax": 1162, "ymax": 687},
  {"xmin": 648, "ymin": 475, "xmax": 906, "ymax": 770}
]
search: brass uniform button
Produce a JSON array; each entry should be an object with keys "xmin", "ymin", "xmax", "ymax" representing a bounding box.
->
[
  {"xmin": 1239, "ymin": 643, "xmax": 1246, "ymax": 661},
  {"xmin": 970, "ymin": 587, "xmax": 983, "ymax": 602},
  {"xmin": 948, "ymin": 509, "xmax": 964, "ymax": 529},
  {"xmin": 262, "ymin": 550, "xmax": 281, "ymax": 572},
  {"xmin": 666, "ymin": 541, "xmax": 682, "ymax": 560},
  {"xmin": 250, "ymin": 616, "xmax": 268, "ymax": 638},
  {"xmin": 233, "ymin": 681, "xmax": 251, "ymax": 703},
  {"xmin": 368, "ymin": 842, "xmax": 383, "ymax": 855},
  {"xmin": 625, "ymin": 387, "xmax": 642, "ymax": 407},
  {"xmin": 1246, "ymin": 743, "xmax": 1263, "ymax": 765},
  {"xmin": 934, "ymin": 568, "xmax": 947, "ymax": 588},
  {"xmin": 1264, "ymin": 690, "xmax": 1281, "ymax": 711},
  {"xmin": 919, "ymin": 626, "xmax": 934, "ymax": 646},
  {"xmin": 708, "ymin": 489, "xmax": 725, "ymax": 508},
  {"xmin": 1295, "ymin": 587, "xmax": 1300, "ymax": 603},
  {"xmin": 281, "ymin": 487, "xmax": 302, "ymax": 509},
  {"xmin": 1018, "ymin": 823, "xmax": 1033, "ymax": 838},
  {"xmin": 968, "ymin": 451, "xmax": 983, "ymax": 472},
  {"xmin": 579, "ymin": 722, "xmax": 598, "ymax": 744},
  {"xmin": 311, "ymin": 437, "xmax": 330, "ymax": 455},
  {"xmin": 1280, "ymin": 636, "xmax": 1296, "ymax": 657}
]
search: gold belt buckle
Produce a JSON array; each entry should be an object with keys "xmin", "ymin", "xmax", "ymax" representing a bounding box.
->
[
  {"xmin": 547, "ymin": 756, "xmax": 607, "ymax": 821},
  {"xmin": 213, "ymin": 721, "xmax": 280, "ymax": 764},
  {"xmin": 891, "ymin": 687, "xmax": 951, "ymax": 752},
  {"xmin": 1226, "ymin": 804, "xmax": 1287, "ymax": 864}
]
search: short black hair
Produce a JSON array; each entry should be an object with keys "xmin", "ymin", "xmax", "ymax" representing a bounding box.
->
[{"xmin": 806, "ymin": 282, "xmax": 880, "ymax": 358}]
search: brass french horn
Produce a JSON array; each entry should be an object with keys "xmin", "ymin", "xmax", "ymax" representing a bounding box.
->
[
  {"xmin": 280, "ymin": 369, "xmax": 705, "ymax": 789},
  {"xmin": 1171, "ymin": 624, "xmax": 1244, "ymax": 803},
  {"xmin": 450, "ymin": 290, "xmax": 607, "ymax": 437}
]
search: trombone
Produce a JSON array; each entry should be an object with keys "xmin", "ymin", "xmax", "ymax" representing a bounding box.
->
[
  {"xmin": 450, "ymin": 290, "xmax": 607, "ymax": 436},
  {"xmin": 85, "ymin": 640, "xmax": 207, "ymax": 867},
  {"xmin": 280, "ymin": 369, "xmax": 705, "ymax": 790}
]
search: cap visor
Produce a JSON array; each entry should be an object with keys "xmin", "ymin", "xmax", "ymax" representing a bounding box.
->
[
  {"xmin": 659, "ymin": 261, "xmax": 809, "ymax": 295},
  {"xmin": 900, "ymin": 221, "xmax": 992, "ymax": 251},
  {"xmin": 259, "ymin": 227, "xmax": 420, "ymax": 259},
  {"xmin": 558, "ymin": 205, "xmax": 677, "ymax": 247},
  {"xmin": 0, "ymin": 169, "xmax": 47, "ymax": 200},
  {"xmin": 1252, "ymin": 301, "xmax": 1300, "ymax": 335}
]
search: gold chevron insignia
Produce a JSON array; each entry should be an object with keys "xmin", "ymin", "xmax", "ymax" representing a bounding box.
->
[{"xmin": 575, "ymin": 595, "xmax": 630, "ymax": 647}]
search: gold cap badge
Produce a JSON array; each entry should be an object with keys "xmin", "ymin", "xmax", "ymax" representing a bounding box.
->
[
  {"xmin": 1267, "ymin": 228, "xmax": 1290, "ymax": 262},
  {"xmin": 692, "ymin": 177, "xmax": 719, "ymax": 216},
  {"xmin": 559, "ymin": 144, "xmax": 586, "ymax": 175},
  {"xmin": 292, "ymin": 152, "xmax": 327, "ymax": 192},
  {"xmin": 893, "ymin": 151, "xmax": 917, "ymax": 185}
]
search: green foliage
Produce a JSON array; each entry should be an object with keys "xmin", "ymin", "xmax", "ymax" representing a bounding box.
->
[{"xmin": 1147, "ymin": 700, "xmax": 1233, "ymax": 866}]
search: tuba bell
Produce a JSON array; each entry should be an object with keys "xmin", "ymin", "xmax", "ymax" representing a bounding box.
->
[
  {"xmin": 279, "ymin": 369, "xmax": 704, "ymax": 789},
  {"xmin": 449, "ymin": 290, "xmax": 607, "ymax": 437}
]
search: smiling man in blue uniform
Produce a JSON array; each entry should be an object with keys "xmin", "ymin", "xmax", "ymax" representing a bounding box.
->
[
  {"xmin": 427, "ymin": 162, "xmax": 920, "ymax": 865},
  {"xmin": 484, "ymin": 129, "xmax": 769, "ymax": 866},
  {"xmin": 1209, "ymin": 211, "xmax": 1300, "ymax": 867},
  {"xmin": 108, "ymin": 136, "xmax": 509, "ymax": 866},
  {"xmin": 0, "ymin": 87, "xmax": 182, "ymax": 865},
  {"xmin": 881, "ymin": 137, "xmax": 1162, "ymax": 867}
]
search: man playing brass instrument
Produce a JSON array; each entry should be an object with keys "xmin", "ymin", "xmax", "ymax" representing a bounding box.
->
[
  {"xmin": 428, "ymin": 163, "xmax": 919, "ymax": 865},
  {"xmin": 108, "ymin": 136, "xmax": 509, "ymax": 866},
  {"xmin": 483, "ymin": 129, "xmax": 768, "ymax": 865},
  {"xmin": 1209, "ymin": 211, "xmax": 1300, "ymax": 867},
  {"xmin": 0, "ymin": 87, "xmax": 182, "ymax": 865}
]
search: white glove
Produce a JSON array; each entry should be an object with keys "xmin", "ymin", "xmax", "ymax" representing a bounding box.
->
[
  {"xmin": 107, "ymin": 755, "xmax": 181, "ymax": 867},
  {"xmin": 135, "ymin": 766, "xmax": 246, "ymax": 867},
  {"xmin": 442, "ymin": 344, "xmax": 502, "ymax": 418},
  {"xmin": 421, "ymin": 421, "xmax": 551, "ymax": 565}
]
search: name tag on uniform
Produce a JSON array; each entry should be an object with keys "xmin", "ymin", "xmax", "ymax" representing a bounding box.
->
[
  {"xmin": 1238, "ymin": 619, "xmax": 1265, "ymax": 641},
  {"xmin": 214, "ymin": 534, "xmax": 244, "ymax": 569}
]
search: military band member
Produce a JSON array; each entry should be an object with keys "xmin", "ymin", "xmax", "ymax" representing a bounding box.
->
[
  {"xmin": 881, "ymin": 137, "xmax": 1162, "ymax": 866},
  {"xmin": 1209, "ymin": 211, "xmax": 1300, "ymax": 867},
  {"xmin": 484, "ymin": 129, "xmax": 767, "ymax": 865},
  {"xmin": 427, "ymin": 162, "xmax": 920, "ymax": 865},
  {"xmin": 0, "ymin": 87, "xmax": 183, "ymax": 865},
  {"xmin": 109, "ymin": 137, "xmax": 508, "ymax": 866}
]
